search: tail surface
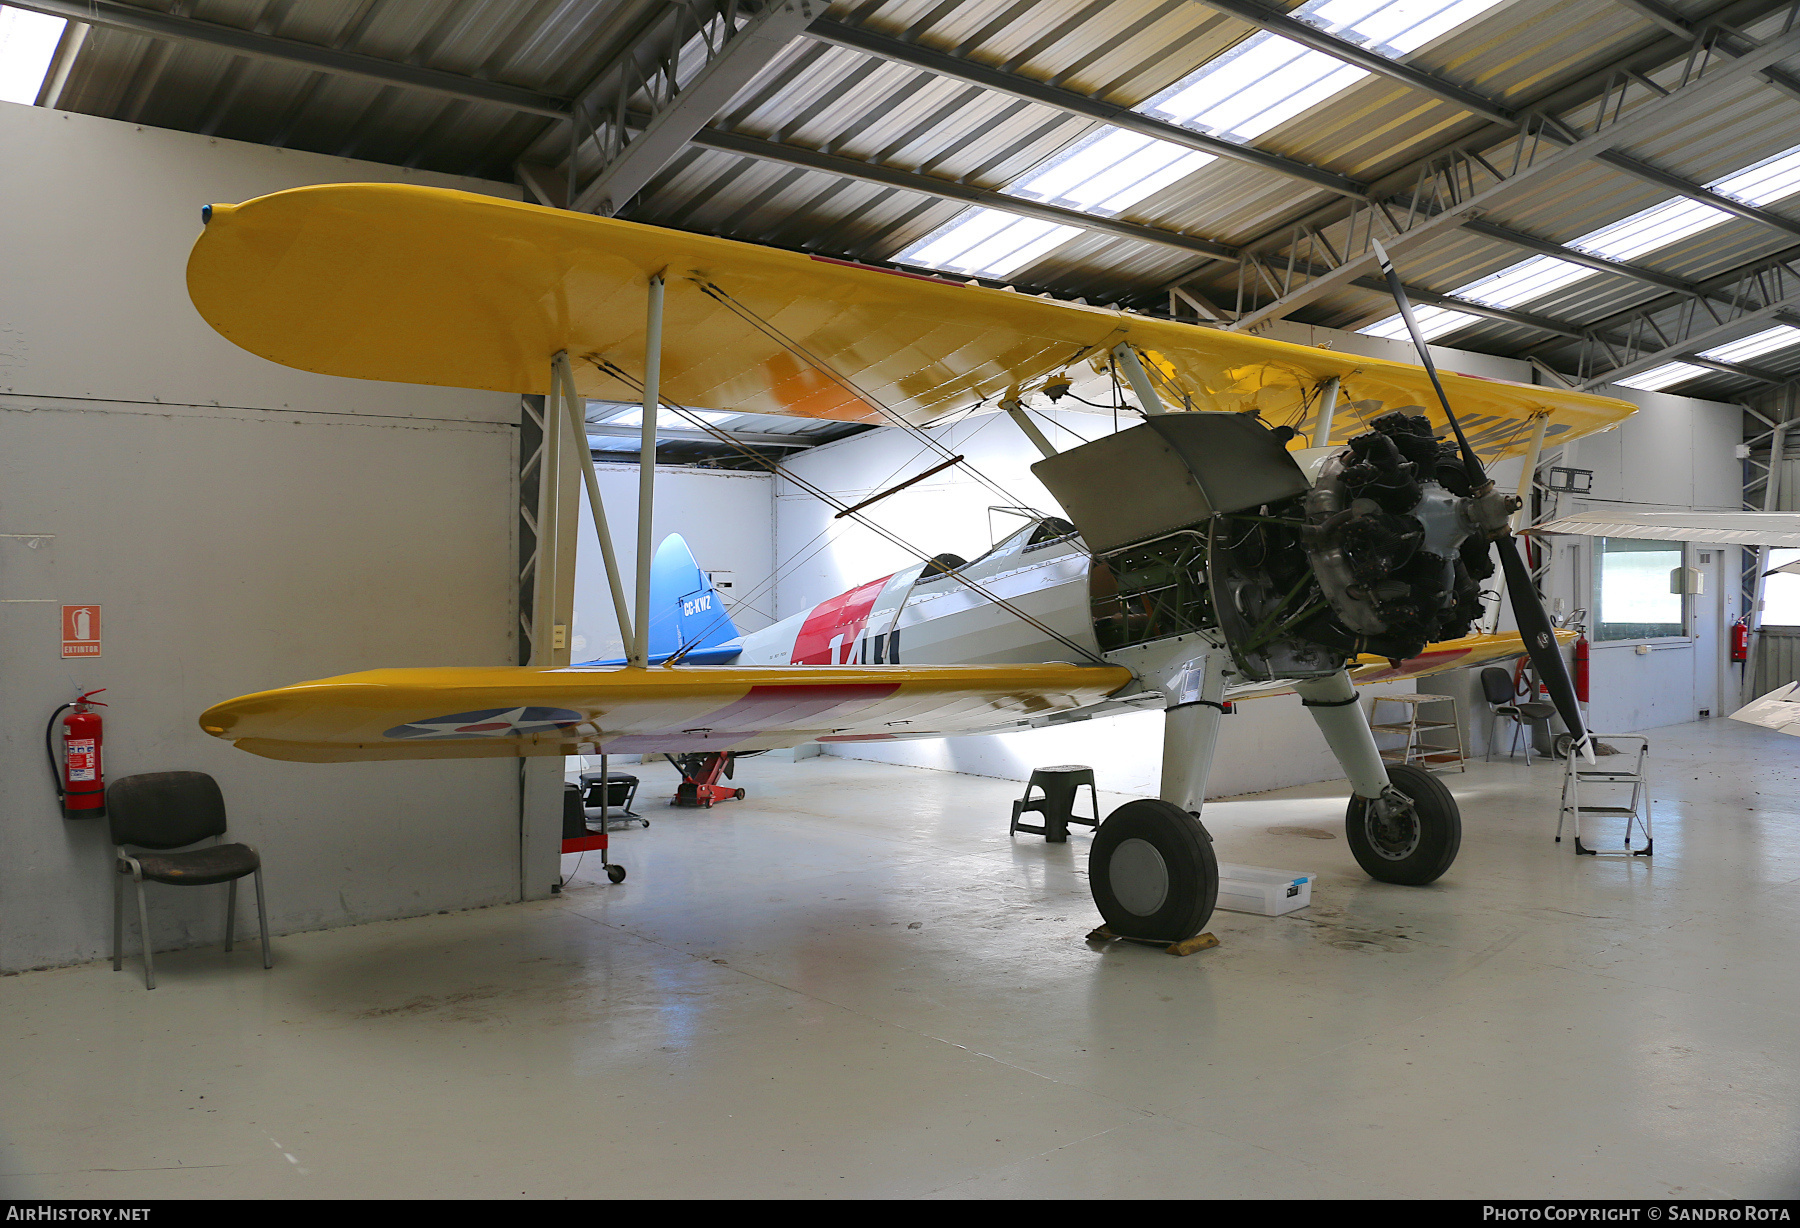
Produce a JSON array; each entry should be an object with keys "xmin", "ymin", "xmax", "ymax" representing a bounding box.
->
[{"xmin": 580, "ymin": 534, "xmax": 742, "ymax": 666}]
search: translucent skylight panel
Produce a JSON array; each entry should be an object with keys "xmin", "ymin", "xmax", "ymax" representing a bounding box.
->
[
  {"xmin": 1361, "ymin": 304, "xmax": 1483, "ymax": 340},
  {"xmin": 1614, "ymin": 362, "xmax": 1708, "ymax": 391},
  {"xmin": 950, "ymin": 217, "xmax": 1081, "ymax": 277},
  {"xmin": 1576, "ymin": 197, "xmax": 1731, "ymax": 263},
  {"xmin": 902, "ymin": 208, "xmax": 1019, "ymax": 271},
  {"xmin": 1145, "ymin": 35, "xmax": 1366, "ymax": 143},
  {"xmin": 1713, "ymin": 145, "xmax": 1800, "ymax": 207},
  {"xmin": 1700, "ymin": 325, "xmax": 1800, "ymax": 364},
  {"xmin": 897, "ymin": 0, "xmax": 1511, "ymax": 277},
  {"xmin": 1361, "ymin": 140, "xmax": 1800, "ymax": 340},
  {"xmin": 1307, "ymin": 0, "xmax": 1509, "ymax": 57},
  {"xmin": 0, "ymin": 6, "xmax": 65, "ymax": 105},
  {"xmin": 608, "ymin": 407, "xmax": 735, "ymax": 429},
  {"xmin": 1011, "ymin": 129, "xmax": 1213, "ymax": 215},
  {"xmin": 1457, "ymin": 254, "xmax": 1592, "ymax": 309}
]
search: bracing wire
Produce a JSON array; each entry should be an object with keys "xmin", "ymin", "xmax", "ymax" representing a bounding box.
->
[
  {"xmin": 689, "ymin": 278, "xmax": 1049, "ymax": 518},
  {"xmin": 586, "ymin": 358, "xmax": 1105, "ymax": 666}
]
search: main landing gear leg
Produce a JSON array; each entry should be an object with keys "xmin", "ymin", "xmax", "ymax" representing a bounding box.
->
[
  {"xmin": 1295, "ymin": 670, "xmax": 1461, "ymax": 885},
  {"xmin": 1089, "ymin": 654, "xmax": 1224, "ymax": 943}
]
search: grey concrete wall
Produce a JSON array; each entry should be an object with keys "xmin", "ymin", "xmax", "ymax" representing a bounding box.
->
[{"xmin": 0, "ymin": 103, "xmax": 527, "ymax": 971}]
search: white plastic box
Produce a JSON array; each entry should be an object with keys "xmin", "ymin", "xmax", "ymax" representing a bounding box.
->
[{"xmin": 1215, "ymin": 862, "xmax": 1316, "ymax": 917}]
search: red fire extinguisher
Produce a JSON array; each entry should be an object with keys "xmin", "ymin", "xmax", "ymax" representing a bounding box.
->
[
  {"xmin": 1731, "ymin": 618, "xmax": 1751, "ymax": 663},
  {"xmin": 1574, "ymin": 635, "xmax": 1590, "ymax": 705},
  {"xmin": 46, "ymin": 689, "xmax": 107, "ymax": 819}
]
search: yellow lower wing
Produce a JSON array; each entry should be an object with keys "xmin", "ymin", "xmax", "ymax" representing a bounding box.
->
[
  {"xmin": 199, "ymin": 663, "xmax": 1134, "ymax": 763},
  {"xmin": 1228, "ymin": 630, "xmax": 1573, "ymax": 701}
]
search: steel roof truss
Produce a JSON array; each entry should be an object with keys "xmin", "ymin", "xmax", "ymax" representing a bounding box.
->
[
  {"xmin": 801, "ymin": 16, "xmax": 1371, "ymax": 201},
  {"xmin": 563, "ymin": 0, "xmax": 818, "ymax": 217},
  {"xmin": 1216, "ymin": 20, "xmax": 1800, "ymax": 330},
  {"xmin": 7, "ymin": 0, "xmax": 573, "ymax": 119}
]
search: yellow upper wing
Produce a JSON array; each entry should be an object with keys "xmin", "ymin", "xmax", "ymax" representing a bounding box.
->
[
  {"xmin": 187, "ymin": 183, "xmax": 1635, "ymax": 460},
  {"xmin": 199, "ymin": 663, "xmax": 1133, "ymax": 763}
]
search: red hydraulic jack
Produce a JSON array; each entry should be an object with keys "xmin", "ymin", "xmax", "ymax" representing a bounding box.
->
[{"xmin": 670, "ymin": 752, "xmax": 747, "ymax": 808}]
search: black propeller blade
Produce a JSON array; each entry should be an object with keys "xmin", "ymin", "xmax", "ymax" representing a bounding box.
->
[{"xmin": 1369, "ymin": 239, "xmax": 1593, "ymax": 763}]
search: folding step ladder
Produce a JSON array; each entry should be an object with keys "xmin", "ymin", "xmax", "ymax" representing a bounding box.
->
[{"xmin": 1556, "ymin": 736, "xmax": 1652, "ymax": 856}]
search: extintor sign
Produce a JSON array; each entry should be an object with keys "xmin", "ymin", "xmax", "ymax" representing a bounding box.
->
[{"xmin": 61, "ymin": 605, "xmax": 100, "ymax": 658}]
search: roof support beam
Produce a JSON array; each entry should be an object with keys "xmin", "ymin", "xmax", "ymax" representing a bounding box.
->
[
  {"xmin": 1684, "ymin": 356, "xmax": 1790, "ymax": 384},
  {"xmin": 1340, "ymin": 280, "xmax": 1588, "ymax": 339},
  {"xmin": 1595, "ymin": 149, "xmax": 1800, "ymax": 242},
  {"xmin": 567, "ymin": 1, "xmax": 818, "ymax": 216},
  {"xmin": 584, "ymin": 421, "xmax": 816, "ymax": 448},
  {"xmin": 1607, "ymin": 0, "xmax": 1800, "ymax": 100},
  {"xmin": 1220, "ymin": 23, "xmax": 1800, "ymax": 330},
  {"xmin": 1459, "ymin": 217, "xmax": 1751, "ymax": 304},
  {"xmin": 687, "ymin": 127, "xmax": 1241, "ymax": 261},
  {"xmin": 1190, "ymin": 0, "xmax": 1517, "ymax": 126},
  {"xmin": 802, "ymin": 17, "xmax": 1370, "ymax": 201},
  {"xmin": 8, "ymin": 0, "xmax": 572, "ymax": 119},
  {"xmin": 1576, "ymin": 243, "xmax": 1800, "ymax": 335},
  {"xmin": 1577, "ymin": 257, "xmax": 1800, "ymax": 388}
]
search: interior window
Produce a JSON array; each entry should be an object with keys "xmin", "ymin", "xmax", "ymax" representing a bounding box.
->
[{"xmin": 1594, "ymin": 536, "xmax": 1685, "ymax": 641}]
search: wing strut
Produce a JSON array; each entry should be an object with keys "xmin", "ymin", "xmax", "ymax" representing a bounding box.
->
[
  {"xmin": 632, "ymin": 273, "xmax": 666, "ymax": 668},
  {"xmin": 553, "ymin": 351, "xmax": 634, "ymax": 654}
]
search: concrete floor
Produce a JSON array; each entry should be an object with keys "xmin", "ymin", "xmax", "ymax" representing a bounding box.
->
[{"xmin": 2, "ymin": 718, "xmax": 1797, "ymax": 1200}]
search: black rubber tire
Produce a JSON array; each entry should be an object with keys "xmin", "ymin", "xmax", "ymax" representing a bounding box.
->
[
  {"xmin": 1345, "ymin": 763, "xmax": 1461, "ymax": 886},
  {"xmin": 1088, "ymin": 799, "xmax": 1218, "ymax": 942},
  {"xmin": 735, "ymin": 788, "xmax": 746, "ymax": 800},
  {"xmin": 606, "ymin": 864, "xmax": 626, "ymax": 884}
]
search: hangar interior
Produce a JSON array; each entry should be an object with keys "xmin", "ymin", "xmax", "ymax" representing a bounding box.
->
[{"xmin": 1, "ymin": 0, "xmax": 1798, "ymax": 1201}]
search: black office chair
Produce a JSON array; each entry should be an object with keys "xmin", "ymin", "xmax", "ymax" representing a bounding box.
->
[
  {"xmin": 107, "ymin": 771, "xmax": 270, "ymax": 989},
  {"xmin": 1481, "ymin": 667, "xmax": 1558, "ymax": 765}
]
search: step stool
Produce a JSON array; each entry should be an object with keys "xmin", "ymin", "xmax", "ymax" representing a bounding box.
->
[
  {"xmin": 1010, "ymin": 765, "xmax": 1100, "ymax": 844},
  {"xmin": 1557, "ymin": 735, "xmax": 1652, "ymax": 856}
]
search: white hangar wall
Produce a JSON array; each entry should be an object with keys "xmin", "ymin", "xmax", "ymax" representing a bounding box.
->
[
  {"xmin": 1538, "ymin": 387, "xmax": 1744, "ymax": 732},
  {"xmin": 775, "ymin": 322, "xmax": 1741, "ymax": 797},
  {"xmin": 0, "ymin": 103, "xmax": 526, "ymax": 972}
]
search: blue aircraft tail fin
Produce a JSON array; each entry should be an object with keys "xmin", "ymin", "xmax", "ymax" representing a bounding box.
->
[
  {"xmin": 647, "ymin": 533, "xmax": 742, "ymax": 663},
  {"xmin": 577, "ymin": 534, "xmax": 742, "ymax": 666}
]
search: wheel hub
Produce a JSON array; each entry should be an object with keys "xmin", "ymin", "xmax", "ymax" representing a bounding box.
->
[
  {"xmin": 1109, "ymin": 837, "xmax": 1170, "ymax": 916},
  {"xmin": 1365, "ymin": 788, "xmax": 1421, "ymax": 860}
]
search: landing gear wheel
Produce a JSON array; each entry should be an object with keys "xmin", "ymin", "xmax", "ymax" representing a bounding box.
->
[
  {"xmin": 1088, "ymin": 799, "xmax": 1218, "ymax": 942},
  {"xmin": 1345, "ymin": 762, "xmax": 1461, "ymax": 886}
]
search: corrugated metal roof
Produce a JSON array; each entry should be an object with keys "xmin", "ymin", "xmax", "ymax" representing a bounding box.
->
[{"xmin": 24, "ymin": 0, "xmax": 1800, "ymax": 409}]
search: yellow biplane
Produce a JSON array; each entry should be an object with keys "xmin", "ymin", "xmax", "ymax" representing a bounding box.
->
[{"xmin": 188, "ymin": 184, "xmax": 1634, "ymax": 942}]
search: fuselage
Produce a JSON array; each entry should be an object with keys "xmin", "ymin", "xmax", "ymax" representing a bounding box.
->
[
  {"xmin": 730, "ymin": 517, "xmax": 1543, "ymax": 718},
  {"xmin": 737, "ymin": 521, "xmax": 1094, "ymax": 669}
]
